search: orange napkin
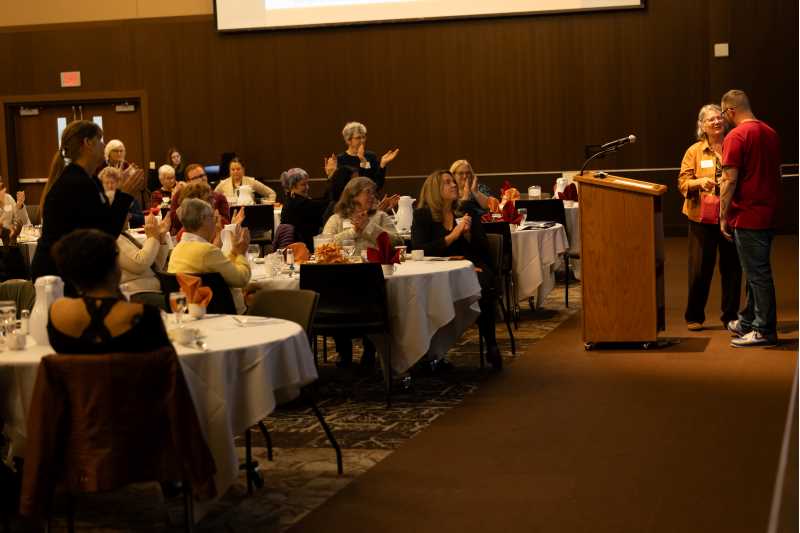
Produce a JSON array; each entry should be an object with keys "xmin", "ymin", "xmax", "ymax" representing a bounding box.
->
[
  {"xmin": 176, "ymin": 273, "xmax": 213, "ymax": 306},
  {"xmin": 287, "ymin": 242, "xmax": 310, "ymax": 264},
  {"xmin": 367, "ymin": 232, "xmax": 401, "ymax": 265}
]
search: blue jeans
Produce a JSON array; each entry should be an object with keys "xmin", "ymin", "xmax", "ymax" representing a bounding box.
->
[{"xmin": 733, "ymin": 228, "xmax": 777, "ymax": 335}]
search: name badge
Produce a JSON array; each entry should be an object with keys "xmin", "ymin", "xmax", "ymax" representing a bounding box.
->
[{"xmin": 700, "ymin": 159, "xmax": 714, "ymax": 169}]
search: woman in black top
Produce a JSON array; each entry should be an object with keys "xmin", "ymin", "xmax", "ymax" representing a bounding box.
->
[
  {"xmin": 31, "ymin": 120, "xmax": 141, "ymax": 282},
  {"xmin": 333, "ymin": 122, "xmax": 399, "ymax": 190},
  {"xmin": 279, "ymin": 168, "xmax": 329, "ymax": 252},
  {"xmin": 411, "ymin": 170, "xmax": 502, "ymax": 369},
  {"xmin": 47, "ymin": 229, "xmax": 171, "ymax": 354}
]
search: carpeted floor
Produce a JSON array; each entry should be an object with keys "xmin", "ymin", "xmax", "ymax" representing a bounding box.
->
[
  {"xmin": 288, "ymin": 235, "xmax": 798, "ymax": 533},
  {"xmin": 17, "ymin": 280, "xmax": 581, "ymax": 532}
]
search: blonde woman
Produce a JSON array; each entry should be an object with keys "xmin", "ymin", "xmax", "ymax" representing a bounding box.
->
[
  {"xmin": 678, "ymin": 104, "xmax": 741, "ymax": 331},
  {"xmin": 449, "ymin": 159, "xmax": 490, "ymax": 210},
  {"xmin": 215, "ymin": 158, "xmax": 276, "ymax": 203},
  {"xmin": 322, "ymin": 177, "xmax": 402, "ymax": 253},
  {"xmin": 411, "ymin": 170, "xmax": 501, "ymax": 369}
]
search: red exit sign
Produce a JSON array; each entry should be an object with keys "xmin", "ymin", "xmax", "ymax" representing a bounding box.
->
[{"xmin": 60, "ymin": 71, "xmax": 81, "ymax": 88}]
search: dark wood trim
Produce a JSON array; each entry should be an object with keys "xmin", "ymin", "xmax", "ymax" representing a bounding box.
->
[{"xmin": 0, "ymin": 14, "xmax": 213, "ymax": 33}]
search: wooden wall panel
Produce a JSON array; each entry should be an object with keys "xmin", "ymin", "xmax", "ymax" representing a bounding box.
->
[{"xmin": 0, "ymin": 1, "xmax": 796, "ymax": 189}]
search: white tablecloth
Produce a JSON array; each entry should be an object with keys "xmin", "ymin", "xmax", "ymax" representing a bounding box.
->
[
  {"xmin": 250, "ymin": 259, "xmax": 482, "ymax": 373},
  {"xmin": 0, "ymin": 315, "xmax": 317, "ymax": 501},
  {"xmin": 509, "ymin": 224, "xmax": 569, "ymax": 303}
]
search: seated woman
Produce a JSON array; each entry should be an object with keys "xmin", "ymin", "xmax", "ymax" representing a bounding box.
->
[
  {"xmin": 215, "ymin": 158, "xmax": 277, "ymax": 203},
  {"xmin": 170, "ymin": 179, "xmax": 238, "ymax": 240},
  {"xmin": 118, "ymin": 212, "xmax": 171, "ymax": 299},
  {"xmin": 150, "ymin": 164, "xmax": 177, "ymax": 209},
  {"xmin": 450, "ymin": 159, "xmax": 491, "ymax": 212},
  {"xmin": 48, "ymin": 229, "xmax": 171, "ymax": 354},
  {"xmin": 411, "ymin": 170, "xmax": 502, "ymax": 369},
  {"xmin": 168, "ymin": 198, "xmax": 251, "ymax": 314},
  {"xmin": 99, "ymin": 166, "xmax": 144, "ymax": 228},
  {"xmin": 167, "ymin": 146, "xmax": 187, "ymax": 182},
  {"xmin": 0, "ymin": 176, "xmax": 29, "ymax": 244},
  {"xmin": 279, "ymin": 168, "xmax": 329, "ymax": 251},
  {"xmin": 323, "ymin": 176, "xmax": 402, "ymax": 253}
]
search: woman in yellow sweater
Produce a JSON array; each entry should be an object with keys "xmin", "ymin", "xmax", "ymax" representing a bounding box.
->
[{"xmin": 168, "ymin": 198, "xmax": 251, "ymax": 314}]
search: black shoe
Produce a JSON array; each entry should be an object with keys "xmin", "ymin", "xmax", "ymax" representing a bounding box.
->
[{"xmin": 485, "ymin": 346, "xmax": 503, "ymax": 370}]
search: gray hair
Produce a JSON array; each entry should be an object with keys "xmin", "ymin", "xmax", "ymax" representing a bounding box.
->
[
  {"xmin": 341, "ymin": 121, "xmax": 367, "ymax": 142},
  {"xmin": 280, "ymin": 168, "xmax": 309, "ymax": 191},
  {"xmin": 104, "ymin": 139, "xmax": 125, "ymax": 161},
  {"xmin": 158, "ymin": 164, "xmax": 175, "ymax": 179},
  {"xmin": 696, "ymin": 104, "xmax": 723, "ymax": 140},
  {"xmin": 177, "ymin": 198, "xmax": 213, "ymax": 232}
]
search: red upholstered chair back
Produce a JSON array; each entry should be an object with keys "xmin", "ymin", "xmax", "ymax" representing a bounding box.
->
[{"xmin": 20, "ymin": 346, "xmax": 216, "ymax": 517}]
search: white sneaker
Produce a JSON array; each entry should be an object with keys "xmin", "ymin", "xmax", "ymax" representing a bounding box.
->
[
  {"xmin": 730, "ymin": 330, "xmax": 778, "ymax": 348},
  {"xmin": 727, "ymin": 319, "xmax": 748, "ymax": 337}
]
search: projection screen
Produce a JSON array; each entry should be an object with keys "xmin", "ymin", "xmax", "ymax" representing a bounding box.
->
[{"xmin": 215, "ymin": 0, "xmax": 644, "ymax": 31}]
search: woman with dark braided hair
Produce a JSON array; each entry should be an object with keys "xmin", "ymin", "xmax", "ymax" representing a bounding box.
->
[{"xmin": 31, "ymin": 120, "xmax": 143, "ymax": 283}]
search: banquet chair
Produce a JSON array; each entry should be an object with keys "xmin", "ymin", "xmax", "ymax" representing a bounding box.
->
[
  {"xmin": 483, "ymin": 234, "xmax": 516, "ymax": 361},
  {"xmin": 157, "ymin": 272, "xmax": 237, "ymax": 314},
  {"xmin": 0, "ymin": 247, "xmax": 29, "ymax": 282},
  {"xmin": 513, "ymin": 199, "xmax": 574, "ymax": 307},
  {"xmin": 19, "ymin": 347, "xmax": 217, "ymax": 532},
  {"xmin": 273, "ymin": 224, "xmax": 297, "ymax": 249},
  {"xmin": 243, "ymin": 289, "xmax": 343, "ymax": 489},
  {"xmin": 0, "ymin": 279, "xmax": 35, "ymax": 318},
  {"xmin": 482, "ymin": 221, "xmax": 517, "ymax": 327},
  {"xmin": 299, "ymin": 263, "xmax": 394, "ymax": 406}
]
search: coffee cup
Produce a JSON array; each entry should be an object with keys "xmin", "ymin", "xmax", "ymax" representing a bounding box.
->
[
  {"xmin": 411, "ymin": 249, "xmax": 424, "ymax": 261},
  {"xmin": 170, "ymin": 327, "xmax": 198, "ymax": 345},
  {"xmin": 6, "ymin": 331, "xmax": 25, "ymax": 350}
]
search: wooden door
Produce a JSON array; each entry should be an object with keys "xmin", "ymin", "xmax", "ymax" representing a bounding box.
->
[{"xmin": 6, "ymin": 98, "xmax": 144, "ymax": 204}]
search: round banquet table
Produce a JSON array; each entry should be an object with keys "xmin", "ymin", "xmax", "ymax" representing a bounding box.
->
[
  {"xmin": 250, "ymin": 259, "xmax": 482, "ymax": 374},
  {"xmin": 0, "ymin": 315, "xmax": 317, "ymax": 503},
  {"xmin": 509, "ymin": 223, "xmax": 569, "ymax": 303}
]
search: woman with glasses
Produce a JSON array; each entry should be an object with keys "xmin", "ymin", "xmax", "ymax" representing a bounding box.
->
[
  {"xmin": 330, "ymin": 122, "xmax": 399, "ymax": 190},
  {"xmin": 449, "ymin": 159, "xmax": 491, "ymax": 211},
  {"xmin": 678, "ymin": 104, "xmax": 742, "ymax": 331}
]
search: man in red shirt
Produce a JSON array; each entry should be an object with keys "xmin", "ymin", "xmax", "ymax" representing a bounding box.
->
[{"xmin": 719, "ymin": 90, "xmax": 781, "ymax": 347}]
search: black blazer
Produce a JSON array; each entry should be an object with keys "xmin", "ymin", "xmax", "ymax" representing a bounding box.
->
[
  {"xmin": 410, "ymin": 206, "xmax": 492, "ymax": 270},
  {"xmin": 31, "ymin": 163, "xmax": 132, "ymax": 279}
]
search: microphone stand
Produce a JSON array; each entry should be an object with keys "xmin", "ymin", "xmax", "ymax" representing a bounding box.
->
[{"xmin": 578, "ymin": 147, "xmax": 618, "ymax": 176}]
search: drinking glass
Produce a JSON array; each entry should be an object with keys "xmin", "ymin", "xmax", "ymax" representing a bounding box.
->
[
  {"xmin": 169, "ymin": 292, "xmax": 188, "ymax": 326},
  {"xmin": 247, "ymin": 244, "xmax": 260, "ymax": 264},
  {"xmin": 0, "ymin": 300, "xmax": 17, "ymax": 348},
  {"xmin": 517, "ymin": 208, "xmax": 528, "ymax": 225},
  {"xmin": 341, "ymin": 239, "xmax": 356, "ymax": 258}
]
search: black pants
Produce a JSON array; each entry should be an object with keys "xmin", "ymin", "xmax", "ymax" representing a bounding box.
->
[
  {"xmin": 685, "ymin": 220, "xmax": 742, "ymax": 324},
  {"xmin": 476, "ymin": 267, "xmax": 498, "ymax": 347}
]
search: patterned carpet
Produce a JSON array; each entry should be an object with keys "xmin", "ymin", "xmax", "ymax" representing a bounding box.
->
[{"xmin": 11, "ymin": 283, "xmax": 581, "ymax": 532}]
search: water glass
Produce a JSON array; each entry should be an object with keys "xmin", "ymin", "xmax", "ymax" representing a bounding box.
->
[
  {"xmin": 517, "ymin": 208, "xmax": 528, "ymax": 225},
  {"xmin": 342, "ymin": 239, "xmax": 356, "ymax": 258},
  {"xmin": 169, "ymin": 292, "xmax": 187, "ymax": 326},
  {"xmin": 246, "ymin": 244, "xmax": 260, "ymax": 264},
  {"xmin": 0, "ymin": 300, "xmax": 17, "ymax": 348},
  {"xmin": 528, "ymin": 185, "xmax": 541, "ymax": 199}
]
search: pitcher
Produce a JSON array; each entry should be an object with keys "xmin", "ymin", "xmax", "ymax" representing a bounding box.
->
[
  {"xmin": 29, "ymin": 275, "xmax": 64, "ymax": 346},
  {"xmin": 236, "ymin": 184, "xmax": 255, "ymax": 206},
  {"xmin": 396, "ymin": 196, "xmax": 415, "ymax": 232}
]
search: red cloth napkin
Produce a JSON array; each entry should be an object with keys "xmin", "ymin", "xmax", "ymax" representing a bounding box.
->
[
  {"xmin": 501, "ymin": 201, "xmax": 522, "ymax": 224},
  {"xmin": 176, "ymin": 273, "xmax": 213, "ymax": 306},
  {"xmin": 558, "ymin": 183, "xmax": 579, "ymax": 201},
  {"xmin": 367, "ymin": 232, "xmax": 401, "ymax": 265}
]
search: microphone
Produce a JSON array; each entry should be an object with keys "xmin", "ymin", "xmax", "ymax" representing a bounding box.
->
[{"xmin": 600, "ymin": 134, "xmax": 636, "ymax": 150}]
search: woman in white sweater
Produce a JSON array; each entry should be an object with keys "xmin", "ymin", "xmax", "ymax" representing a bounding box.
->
[
  {"xmin": 117, "ymin": 212, "xmax": 171, "ymax": 295},
  {"xmin": 214, "ymin": 158, "xmax": 276, "ymax": 203},
  {"xmin": 322, "ymin": 177, "xmax": 402, "ymax": 253}
]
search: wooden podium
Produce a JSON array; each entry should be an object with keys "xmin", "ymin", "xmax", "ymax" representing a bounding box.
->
[{"xmin": 573, "ymin": 172, "xmax": 667, "ymax": 348}]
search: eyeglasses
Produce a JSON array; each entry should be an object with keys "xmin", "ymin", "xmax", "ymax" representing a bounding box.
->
[
  {"xmin": 704, "ymin": 116, "xmax": 724, "ymax": 124},
  {"xmin": 188, "ymin": 173, "xmax": 207, "ymax": 181},
  {"xmin": 721, "ymin": 106, "xmax": 736, "ymax": 116}
]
